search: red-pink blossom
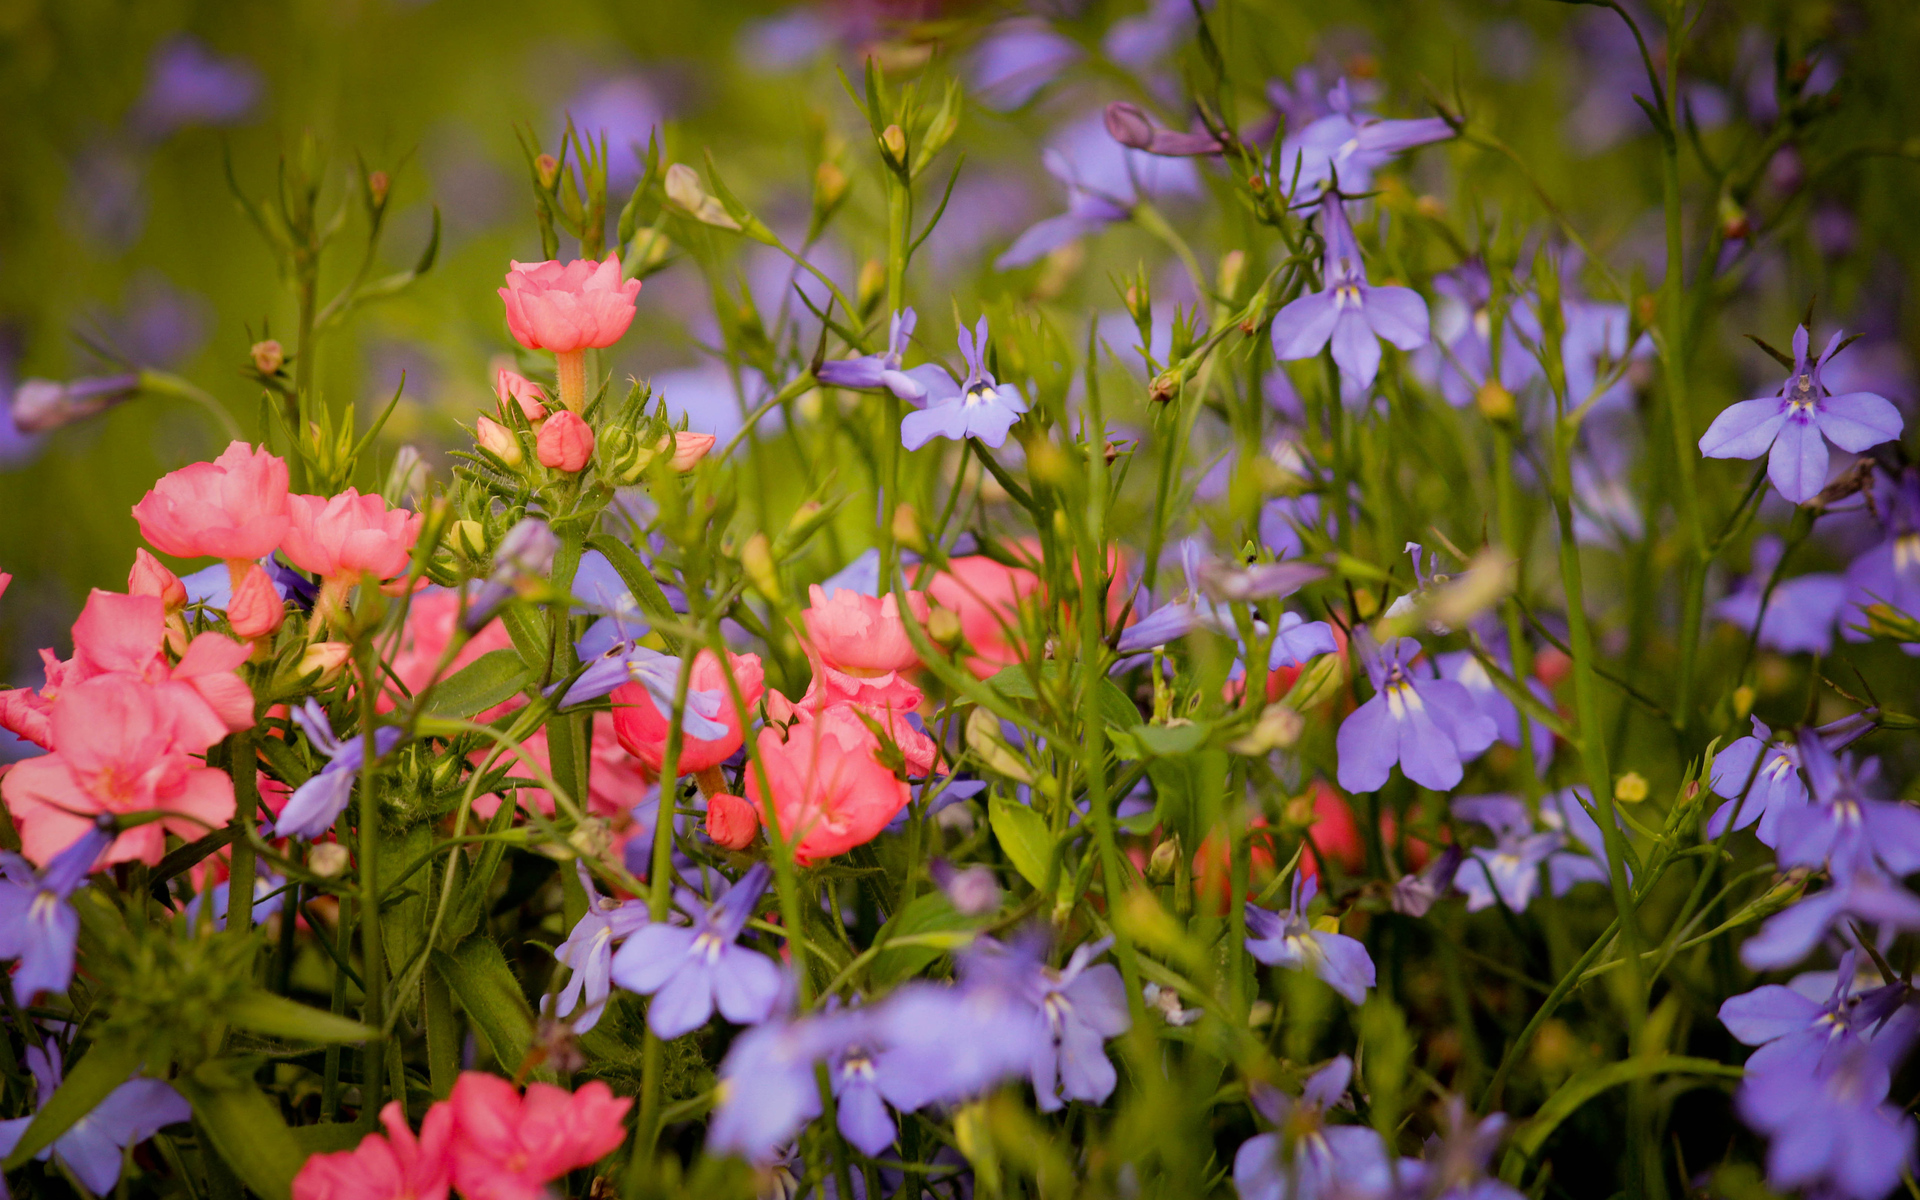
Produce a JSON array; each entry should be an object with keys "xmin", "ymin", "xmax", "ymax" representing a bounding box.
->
[
  {"xmin": 611, "ymin": 650, "xmax": 764, "ymax": 776},
  {"xmin": 802, "ymin": 584, "xmax": 927, "ymax": 679},
  {"xmin": 293, "ymin": 1100, "xmax": 453, "ymax": 1200},
  {"xmin": 493, "ymin": 367, "xmax": 549, "ymax": 421},
  {"xmin": 928, "ymin": 554, "xmax": 1042, "ymax": 679},
  {"xmin": 127, "ymin": 549, "xmax": 186, "ymax": 611},
  {"xmin": 497, "ymin": 255, "xmax": 641, "ymax": 354},
  {"xmin": 281, "ymin": 489, "xmax": 424, "ymax": 582},
  {"xmin": 705, "ymin": 792, "xmax": 760, "ymax": 850},
  {"xmin": 446, "ymin": 1073, "xmax": 631, "ymax": 1200},
  {"xmin": 129, "ymin": 441, "xmax": 290, "ymax": 563},
  {"xmin": 746, "ymin": 704, "xmax": 912, "ymax": 864},
  {"xmin": 535, "ymin": 410, "xmax": 594, "ymax": 472},
  {"xmin": 226, "ymin": 563, "xmax": 285, "ymax": 639},
  {"xmin": 2, "ymin": 674, "xmax": 237, "ymax": 865}
]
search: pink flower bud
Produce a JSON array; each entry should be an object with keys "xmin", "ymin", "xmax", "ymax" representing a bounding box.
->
[
  {"xmin": 497, "ymin": 254, "xmax": 641, "ymax": 353},
  {"xmin": 705, "ymin": 792, "xmax": 760, "ymax": 851},
  {"xmin": 227, "ymin": 563, "xmax": 285, "ymax": 639},
  {"xmin": 297, "ymin": 641, "xmax": 352, "ymax": 684},
  {"xmin": 128, "ymin": 548, "xmax": 188, "ymax": 612},
  {"xmin": 536, "ymin": 411, "xmax": 595, "ymax": 473},
  {"xmin": 669, "ymin": 431, "xmax": 717, "ymax": 471},
  {"xmin": 281, "ymin": 489, "xmax": 423, "ymax": 582},
  {"xmin": 493, "ymin": 368, "xmax": 549, "ymax": 421},
  {"xmin": 131, "ymin": 441, "xmax": 291, "ymax": 562},
  {"xmin": 475, "ymin": 414, "xmax": 523, "ymax": 465}
]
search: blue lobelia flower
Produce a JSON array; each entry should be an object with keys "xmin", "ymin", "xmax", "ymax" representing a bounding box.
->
[
  {"xmin": 1276, "ymin": 80, "xmax": 1454, "ymax": 200},
  {"xmin": 1451, "ymin": 792, "xmax": 1610, "ymax": 913},
  {"xmin": 609, "ymin": 862, "xmax": 780, "ymax": 1038},
  {"xmin": 1390, "ymin": 844, "xmax": 1465, "ymax": 918},
  {"xmin": 1232, "ymin": 1056, "xmax": 1401, "ymax": 1200},
  {"xmin": 1840, "ymin": 466, "xmax": 1920, "ymax": 655},
  {"xmin": 1698, "ymin": 325, "xmax": 1904, "ymax": 505},
  {"xmin": 1245, "ymin": 874, "xmax": 1375, "ymax": 1005},
  {"xmin": 1706, "ymin": 717, "xmax": 1809, "ymax": 846},
  {"xmin": 1733, "ymin": 1019, "xmax": 1918, "ymax": 1200},
  {"xmin": 1772, "ymin": 733, "xmax": 1920, "ymax": 883},
  {"xmin": 184, "ymin": 869, "xmax": 287, "ymax": 931},
  {"xmin": 1720, "ymin": 951, "xmax": 1912, "ymax": 1077},
  {"xmin": 0, "ymin": 1040, "xmax": 190, "ymax": 1196},
  {"xmin": 1420, "ymin": 1096, "xmax": 1527, "ymax": 1200},
  {"xmin": 1335, "ymin": 633, "xmax": 1497, "ymax": 794},
  {"xmin": 817, "ymin": 309, "xmax": 946, "ymax": 403},
  {"xmin": 1434, "ymin": 647, "xmax": 1555, "ymax": 777},
  {"xmin": 705, "ymin": 1001, "xmax": 838, "ymax": 1164},
  {"xmin": 959, "ymin": 934, "xmax": 1131, "ymax": 1113},
  {"xmin": 1714, "ymin": 535, "xmax": 1848, "ymax": 656},
  {"xmin": 552, "ymin": 862, "xmax": 651, "ymax": 1034},
  {"xmin": 1740, "ymin": 868, "xmax": 1920, "ymax": 971},
  {"xmin": 899, "ymin": 317, "xmax": 1029, "ymax": 451},
  {"xmin": 269, "ymin": 701, "xmax": 405, "ymax": 840},
  {"xmin": 1271, "ymin": 193, "xmax": 1431, "ymax": 389},
  {"xmin": 867, "ymin": 972, "xmax": 1041, "ymax": 1113},
  {"xmin": 554, "ymin": 638, "xmax": 728, "ymax": 740},
  {"xmin": 0, "ymin": 819, "xmax": 112, "ymax": 1003}
]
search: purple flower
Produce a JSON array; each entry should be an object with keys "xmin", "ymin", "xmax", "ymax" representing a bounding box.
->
[
  {"xmin": 1452, "ymin": 794, "xmax": 1608, "ymax": 913},
  {"xmin": 0, "ymin": 820, "xmax": 111, "ymax": 1002},
  {"xmin": 10, "ymin": 373, "xmax": 142, "ymax": 434},
  {"xmin": 1707, "ymin": 718, "xmax": 1809, "ymax": 846},
  {"xmin": 817, "ymin": 309, "xmax": 944, "ymax": 403},
  {"xmin": 1276, "ymin": 80, "xmax": 1454, "ymax": 199},
  {"xmin": 1840, "ymin": 468, "xmax": 1920, "ymax": 652},
  {"xmin": 0, "ymin": 1040, "xmax": 190, "ymax": 1196},
  {"xmin": 1698, "ymin": 326, "xmax": 1904, "ymax": 504},
  {"xmin": 1734, "ymin": 1021, "xmax": 1917, "ymax": 1200},
  {"xmin": 900, "ymin": 317, "xmax": 1029, "ymax": 451},
  {"xmin": 1103, "ymin": 102, "xmax": 1225, "ymax": 157},
  {"xmin": 969, "ymin": 18, "xmax": 1083, "ymax": 111},
  {"xmin": 1773, "ymin": 734, "xmax": 1920, "ymax": 883},
  {"xmin": 971, "ymin": 935, "xmax": 1131, "ymax": 1113},
  {"xmin": 556, "ymin": 640, "xmax": 728, "ymax": 739},
  {"xmin": 269, "ymin": 701, "xmax": 405, "ymax": 840},
  {"xmin": 996, "ymin": 114, "xmax": 1200, "ymax": 270},
  {"xmin": 1741, "ymin": 870, "xmax": 1920, "ymax": 971},
  {"xmin": 1233, "ymin": 1057, "xmax": 1401, "ymax": 1200},
  {"xmin": 1422, "ymin": 1096, "xmax": 1525, "ymax": 1200},
  {"xmin": 1720, "ymin": 951, "xmax": 1912, "ymax": 1077},
  {"xmin": 705, "ymin": 993, "xmax": 835, "ymax": 1164},
  {"xmin": 131, "ymin": 35, "xmax": 261, "ymax": 140},
  {"xmin": 1336, "ymin": 634, "xmax": 1497, "ymax": 794},
  {"xmin": 867, "ymin": 977, "xmax": 1042, "ymax": 1112},
  {"xmin": 1434, "ymin": 649, "xmax": 1555, "ymax": 777},
  {"xmin": 552, "ymin": 863, "xmax": 651, "ymax": 1034},
  {"xmin": 1715, "ymin": 536, "xmax": 1849, "ymax": 655},
  {"xmin": 1415, "ymin": 261, "xmax": 1540, "ymax": 409},
  {"xmin": 1272, "ymin": 194, "xmax": 1430, "ymax": 389},
  {"xmin": 1391, "ymin": 844, "xmax": 1465, "ymax": 918},
  {"xmin": 1245, "ymin": 874, "xmax": 1375, "ymax": 1004},
  {"xmin": 609, "ymin": 862, "xmax": 780, "ymax": 1038}
]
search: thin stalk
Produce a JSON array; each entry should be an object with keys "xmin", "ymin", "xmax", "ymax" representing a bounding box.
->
[
  {"xmin": 227, "ymin": 729, "xmax": 259, "ymax": 934},
  {"xmin": 354, "ymin": 649, "xmax": 387, "ymax": 1128}
]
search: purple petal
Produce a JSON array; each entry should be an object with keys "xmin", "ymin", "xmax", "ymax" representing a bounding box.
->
[
  {"xmin": 1816, "ymin": 391, "xmax": 1903, "ymax": 452},
  {"xmin": 646, "ymin": 959, "xmax": 716, "ymax": 1038},
  {"xmin": 1328, "ymin": 309, "xmax": 1383, "ymax": 388},
  {"xmin": 1718, "ymin": 985, "xmax": 1821, "ymax": 1046},
  {"xmin": 1767, "ymin": 418, "xmax": 1829, "ymax": 504},
  {"xmin": 610, "ymin": 923, "xmax": 697, "ymax": 994},
  {"xmin": 1698, "ymin": 398, "xmax": 1787, "ymax": 459},
  {"xmin": 712, "ymin": 946, "xmax": 783, "ymax": 1025},
  {"xmin": 1363, "ymin": 286, "xmax": 1430, "ymax": 350},
  {"xmin": 1270, "ymin": 291, "xmax": 1340, "ymax": 361},
  {"xmin": 1334, "ymin": 694, "xmax": 1397, "ymax": 793}
]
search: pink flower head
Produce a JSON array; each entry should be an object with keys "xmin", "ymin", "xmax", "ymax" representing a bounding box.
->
[
  {"xmin": 130, "ymin": 441, "xmax": 290, "ymax": 562},
  {"xmin": 802, "ymin": 585, "xmax": 928, "ymax": 679},
  {"xmin": 2, "ymin": 674, "xmax": 237, "ymax": 865},
  {"xmin": 227, "ymin": 562, "xmax": 285, "ymax": 639},
  {"xmin": 748, "ymin": 705, "xmax": 913, "ymax": 864},
  {"xmin": 535, "ymin": 410, "xmax": 595, "ymax": 473},
  {"xmin": 281, "ymin": 489, "xmax": 424, "ymax": 582},
  {"xmin": 668, "ymin": 431, "xmax": 716, "ymax": 471},
  {"xmin": 447, "ymin": 1073, "xmax": 631, "ymax": 1200},
  {"xmin": 128, "ymin": 549, "xmax": 187, "ymax": 611},
  {"xmin": 611, "ymin": 650, "xmax": 765, "ymax": 776},
  {"xmin": 705, "ymin": 792, "xmax": 760, "ymax": 850},
  {"xmin": 498, "ymin": 254, "xmax": 641, "ymax": 354},
  {"xmin": 928, "ymin": 554, "xmax": 1043, "ymax": 679},
  {"xmin": 493, "ymin": 367, "xmax": 549, "ymax": 421},
  {"xmin": 293, "ymin": 1100, "xmax": 453, "ymax": 1200}
]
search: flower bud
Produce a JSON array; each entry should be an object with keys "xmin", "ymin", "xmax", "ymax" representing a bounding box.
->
[
  {"xmin": 597, "ymin": 425, "xmax": 656, "ymax": 483},
  {"xmin": 495, "ymin": 517, "xmax": 558, "ymax": 578},
  {"xmin": 12, "ymin": 374, "xmax": 141, "ymax": 433},
  {"xmin": 1228, "ymin": 704, "xmax": 1304, "ymax": 755},
  {"xmin": 128, "ymin": 548, "xmax": 187, "ymax": 612},
  {"xmin": 879, "ymin": 124, "xmax": 908, "ymax": 167},
  {"xmin": 1146, "ymin": 834, "xmax": 1182, "ymax": 884},
  {"xmin": 476, "ymin": 414, "xmax": 524, "ymax": 466},
  {"xmin": 368, "ymin": 170, "xmax": 390, "ymax": 206},
  {"xmin": 813, "ymin": 161, "xmax": 848, "ymax": 211},
  {"xmin": 536, "ymin": 410, "xmax": 595, "ymax": 472},
  {"xmin": 535, "ymin": 154, "xmax": 559, "ymax": 188},
  {"xmin": 451, "ymin": 519, "xmax": 488, "ymax": 559},
  {"xmin": 890, "ymin": 502, "xmax": 924, "ymax": 552},
  {"xmin": 250, "ymin": 340, "xmax": 285, "ymax": 375},
  {"xmin": 927, "ymin": 606, "xmax": 963, "ymax": 646},
  {"xmin": 740, "ymin": 532, "xmax": 780, "ymax": 600},
  {"xmin": 705, "ymin": 793, "xmax": 760, "ymax": 850},
  {"xmin": 664, "ymin": 164, "xmax": 742, "ymax": 230},
  {"xmin": 297, "ymin": 641, "xmax": 352, "ymax": 686},
  {"xmin": 935, "ymin": 861, "xmax": 1001, "ymax": 916},
  {"xmin": 227, "ymin": 563, "xmax": 286, "ymax": 639},
  {"xmin": 493, "ymin": 368, "xmax": 549, "ymax": 421},
  {"xmin": 308, "ymin": 842, "xmax": 351, "ymax": 878},
  {"xmin": 1104, "ymin": 101, "xmax": 1156, "ymax": 150},
  {"xmin": 669, "ymin": 430, "xmax": 716, "ymax": 471},
  {"xmin": 1217, "ymin": 248, "xmax": 1246, "ymax": 300},
  {"xmin": 1475, "ymin": 379, "xmax": 1515, "ymax": 421},
  {"xmin": 1733, "ymin": 685, "xmax": 1755, "ymax": 721}
]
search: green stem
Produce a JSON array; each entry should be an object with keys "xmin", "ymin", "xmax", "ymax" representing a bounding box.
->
[
  {"xmin": 227, "ymin": 729, "xmax": 259, "ymax": 935},
  {"xmin": 354, "ymin": 650, "xmax": 387, "ymax": 1128}
]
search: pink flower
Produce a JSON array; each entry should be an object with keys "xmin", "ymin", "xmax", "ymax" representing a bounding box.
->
[
  {"xmin": 669, "ymin": 431, "xmax": 716, "ymax": 470},
  {"xmin": 802, "ymin": 585, "xmax": 927, "ymax": 678},
  {"xmin": 446, "ymin": 1073, "xmax": 631, "ymax": 1200},
  {"xmin": 2, "ymin": 674, "xmax": 237, "ymax": 865},
  {"xmin": 127, "ymin": 549, "xmax": 186, "ymax": 611},
  {"xmin": 226, "ymin": 563, "xmax": 285, "ymax": 639},
  {"xmin": 536, "ymin": 411, "xmax": 594, "ymax": 473},
  {"xmin": 747, "ymin": 705, "xmax": 912, "ymax": 864},
  {"xmin": 705, "ymin": 792, "xmax": 760, "ymax": 850},
  {"xmin": 475, "ymin": 415, "xmax": 523, "ymax": 466},
  {"xmin": 281, "ymin": 489, "xmax": 424, "ymax": 582},
  {"xmin": 611, "ymin": 650, "xmax": 765, "ymax": 776},
  {"xmin": 130, "ymin": 441, "xmax": 290, "ymax": 563},
  {"xmin": 497, "ymin": 255, "xmax": 641, "ymax": 355},
  {"xmin": 493, "ymin": 368, "xmax": 549, "ymax": 421},
  {"xmin": 293, "ymin": 1100, "xmax": 453, "ymax": 1200},
  {"xmin": 928, "ymin": 555, "xmax": 1043, "ymax": 679}
]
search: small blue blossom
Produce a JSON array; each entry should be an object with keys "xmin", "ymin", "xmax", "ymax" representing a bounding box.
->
[
  {"xmin": 1773, "ymin": 733, "xmax": 1920, "ymax": 883},
  {"xmin": 609, "ymin": 862, "xmax": 780, "ymax": 1038},
  {"xmin": 552, "ymin": 862, "xmax": 650, "ymax": 1034},
  {"xmin": 1245, "ymin": 874, "xmax": 1375, "ymax": 1005},
  {"xmin": 1698, "ymin": 325, "xmax": 1904, "ymax": 505},
  {"xmin": 1733, "ymin": 1024, "xmax": 1917, "ymax": 1200},
  {"xmin": 1434, "ymin": 648, "xmax": 1555, "ymax": 777},
  {"xmin": 1741, "ymin": 869, "xmax": 1920, "ymax": 971},
  {"xmin": 555, "ymin": 639, "xmax": 728, "ymax": 740},
  {"xmin": 1714, "ymin": 536, "xmax": 1848, "ymax": 656},
  {"xmin": 1271, "ymin": 193, "xmax": 1431, "ymax": 389},
  {"xmin": 1277, "ymin": 79, "xmax": 1454, "ymax": 199},
  {"xmin": 184, "ymin": 868, "xmax": 287, "ymax": 931},
  {"xmin": 1335, "ymin": 633, "xmax": 1497, "ymax": 794},
  {"xmin": 0, "ymin": 1040, "xmax": 190, "ymax": 1197},
  {"xmin": 1706, "ymin": 717, "xmax": 1808, "ymax": 846},
  {"xmin": 900, "ymin": 317, "xmax": 1029, "ymax": 451},
  {"xmin": 0, "ymin": 819, "xmax": 112, "ymax": 1003},
  {"xmin": 268, "ymin": 701, "xmax": 405, "ymax": 841},
  {"xmin": 1233, "ymin": 1056, "xmax": 1401, "ymax": 1200},
  {"xmin": 817, "ymin": 309, "xmax": 945, "ymax": 403},
  {"xmin": 961, "ymin": 934, "xmax": 1131, "ymax": 1113},
  {"xmin": 1452, "ymin": 793, "xmax": 1609, "ymax": 913}
]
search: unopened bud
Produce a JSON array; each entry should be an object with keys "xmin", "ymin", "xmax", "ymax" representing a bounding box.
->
[
  {"xmin": 476, "ymin": 415, "xmax": 523, "ymax": 466},
  {"xmin": 1146, "ymin": 834, "xmax": 1182, "ymax": 884},
  {"xmin": 250, "ymin": 340, "xmax": 285, "ymax": 376},
  {"xmin": 879, "ymin": 123, "xmax": 907, "ymax": 166},
  {"xmin": 1475, "ymin": 379, "xmax": 1514, "ymax": 421},
  {"xmin": 451, "ymin": 520, "xmax": 488, "ymax": 559},
  {"xmin": 308, "ymin": 842, "xmax": 351, "ymax": 878},
  {"xmin": 741, "ymin": 532, "xmax": 780, "ymax": 600},
  {"xmin": 856, "ymin": 258, "xmax": 886, "ymax": 313},
  {"xmin": 669, "ymin": 430, "xmax": 716, "ymax": 471},
  {"xmin": 536, "ymin": 410, "xmax": 594, "ymax": 473},
  {"xmin": 1718, "ymin": 194, "xmax": 1750, "ymax": 241},
  {"xmin": 1217, "ymin": 248, "xmax": 1246, "ymax": 299},
  {"xmin": 227, "ymin": 563, "xmax": 286, "ymax": 639},
  {"xmin": 535, "ymin": 154, "xmax": 559, "ymax": 188},
  {"xmin": 1228, "ymin": 704, "xmax": 1304, "ymax": 755},
  {"xmin": 296, "ymin": 641, "xmax": 352, "ymax": 686},
  {"xmin": 368, "ymin": 170, "xmax": 390, "ymax": 205},
  {"xmin": 596, "ymin": 426, "xmax": 654, "ymax": 483},
  {"xmin": 664, "ymin": 163, "xmax": 742, "ymax": 230},
  {"xmin": 787, "ymin": 500, "xmax": 825, "ymax": 536},
  {"xmin": 1103, "ymin": 102, "xmax": 1156, "ymax": 151},
  {"xmin": 927, "ymin": 606, "xmax": 963, "ymax": 646},
  {"xmin": 1633, "ymin": 294, "xmax": 1658, "ymax": 328},
  {"xmin": 1279, "ymin": 652, "xmax": 1346, "ymax": 710},
  {"xmin": 1614, "ymin": 771, "xmax": 1649, "ymax": 803},
  {"xmin": 1248, "ymin": 173, "xmax": 1268, "ymax": 195},
  {"xmin": 129, "ymin": 548, "xmax": 187, "ymax": 612},
  {"xmin": 493, "ymin": 368, "xmax": 549, "ymax": 421},
  {"xmin": 814, "ymin": 161, "xmax": 848, "ymax": 210},
  {"xmin": 705, "ymin": 793, "xmax": 760, "ymax": 851}
]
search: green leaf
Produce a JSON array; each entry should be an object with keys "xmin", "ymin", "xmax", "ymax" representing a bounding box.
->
[
  {"xmin": 1499, "ymin": 1055, "xmax": 1742, "ymax": 1182},
  {"xmin": 987, "ymin": 665, "xmax": 1040, "ymax": 701},
  {"xmin": 870, "ymin": 891, "xmax": 975, "ymax": 987},
  {"xmin": 178, "ymin": 1073, "xmax": 306, "ymax": 1200},
  {"xmin": 1, "ymin": 1033, "xmax": 144, "ymax": 1169},
  {"xmin": 224, "ymin": 990, "xmax": 376, "ymax": 1045},
  {"xmin": 1130, "ymin": 721, "xmax": 1211, "ymax": 757},
  {"xmin": 434, "ymin": 934, "xmax": 535, "ymax": 1072},
  {"xmin": 989, "ymin": 792, "xmax": 1053, "ymax": 890},
  {"xmin": 588, "ymin": 533, "xmax": 685, "ymax": 652},
  {"xmin": 423, "ymin": 649, "xmax": 531, "ymax": 717}
]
